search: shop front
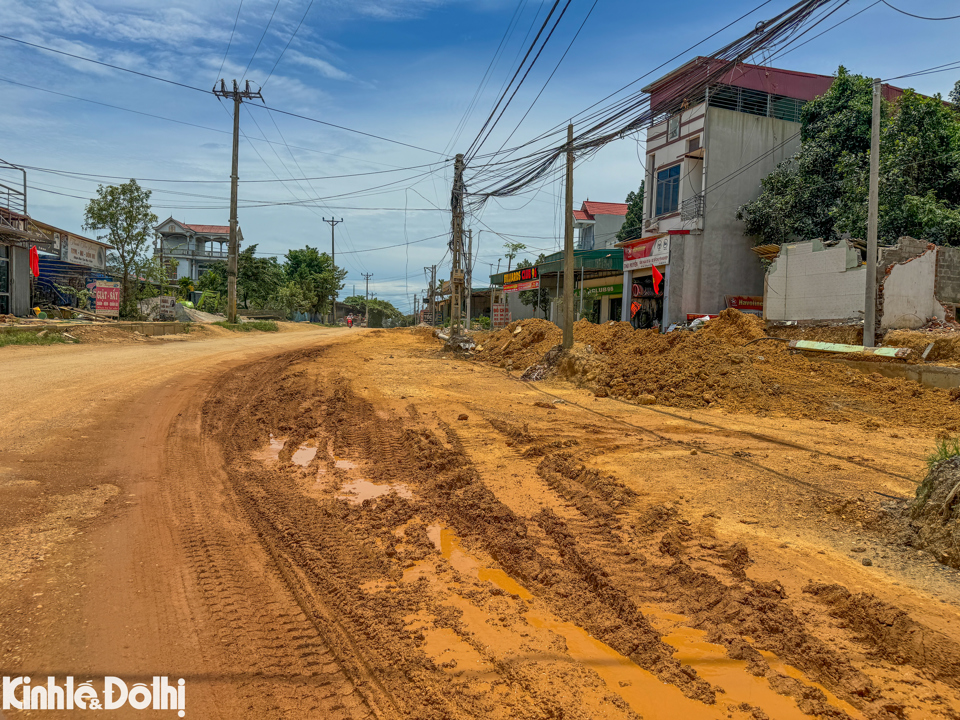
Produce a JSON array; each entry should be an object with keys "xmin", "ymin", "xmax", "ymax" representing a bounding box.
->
[{"xmin": 615, "ymin": 233, "xmax": 680, "ymax": 330}]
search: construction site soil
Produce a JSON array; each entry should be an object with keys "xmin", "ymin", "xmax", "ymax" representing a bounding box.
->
[
  {"xmin": 473, "ymin": 311, "xmax": 960, "ymax": 432},
  {"xmin": 2, "ymin": 324, "xmax": 959, "ymax": 720}
]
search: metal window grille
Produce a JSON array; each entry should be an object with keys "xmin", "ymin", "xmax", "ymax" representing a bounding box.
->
[
  {"xmin": 708, "ymin": 84, "xmax": 804, "ymax": 123},
  {"xmin": 681, "ymin": 193, "xmax": 704, "ymax": 221}
]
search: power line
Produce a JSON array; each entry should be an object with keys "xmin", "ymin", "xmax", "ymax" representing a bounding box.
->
[
  {"xmin": 880, "ymin": 0, "xmax": 960, "ymax": 20},
  {"xmin": 217, "ymin": 0, "xmax": 245, "ymax": 80},
  {"xmin": 240, "ymin": 0, "xmax": 284, "ymax": 81},
  {"xmin": 248, "ymin": 103, "xmax": 447, "ymax": 156},
  {"xmin": 0, "ymin": 34, "xmax": 208, "ymax": 94},
  {"xmin": 262, "ymin": 0, "xmax": 317, "ymax": 88}
]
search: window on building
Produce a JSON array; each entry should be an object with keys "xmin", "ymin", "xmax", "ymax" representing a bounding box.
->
[
  {"xmin": 667, "ymin": 115, "xmax": 680, "ymax": 141},
  {"xmin": 687, "ymin": 136, "xmax": 701, "ymax": 153},
  {"xmin": 655, "ymin": 165, "xmax": 681, "ymax": 216}
]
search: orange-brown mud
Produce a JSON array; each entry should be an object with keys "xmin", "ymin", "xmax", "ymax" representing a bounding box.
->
[
  {"xmin": 474, "ymin": 310, "xmax": 960, "ymax": 432},
  {"xmin": 2, "ymin": 323, "xmax": 959, "ymax": 719}
]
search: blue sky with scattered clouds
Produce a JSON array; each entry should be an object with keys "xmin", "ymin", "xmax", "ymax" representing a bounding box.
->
[{"xmin": 1, "ymin": 0, "xmax": 959, "ymax": 311}]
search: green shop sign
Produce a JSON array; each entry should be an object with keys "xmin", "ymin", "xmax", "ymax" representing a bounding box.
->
[{"xmin": 575, "ymin": 283, "xmax": 623, "ymax": 299}]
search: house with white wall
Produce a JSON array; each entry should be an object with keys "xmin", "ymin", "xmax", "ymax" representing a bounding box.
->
[
  {"xmin": 154, "ymin": 217, "xmax": 240, "ymax": 281},
  {"xmin": 573, "ymin": 201, "xmax": 629, "ymax": 250},
  {"xmin": 623, "ymin": 58, "xmax": 904, "ymax": 326}
]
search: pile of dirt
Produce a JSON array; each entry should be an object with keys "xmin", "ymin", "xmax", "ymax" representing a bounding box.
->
[
  {"xmin": 474, "ymin": 318, "xmax": 562, "ymax": 369},
  {"xmin": 471, "ymin": 310, "xmax": 960, "ymax": 430},
  {"xmin": 907, "ymin": 455, "xmax": 960, "ymax": 568},
  {"xmin": 884, "ymin": 328, "xmax": 960, "ymax": 365}
]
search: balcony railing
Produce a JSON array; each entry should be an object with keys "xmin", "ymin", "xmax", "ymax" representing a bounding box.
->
[
  {"xmin": 164, "ymin": 247, "xmax": 229, "ymax": 259},
  {"xmin": 681, "ymin": 193, "xmax": 704, "ymax": 222}
]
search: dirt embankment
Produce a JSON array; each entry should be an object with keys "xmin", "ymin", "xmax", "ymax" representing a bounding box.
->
[
  {"xmin": 906, "ymin": 456, "xmax": 960, "ymax": 568},
  {"xmin": 472, "ymin": 311, "xmax": 960, "ymax": 432}
]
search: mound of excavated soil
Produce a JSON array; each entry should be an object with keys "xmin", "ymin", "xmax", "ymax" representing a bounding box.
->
[
  {"xmin": 472, "ymin": 310, "xmax": 960, "ymax": 430},
  {"xmin": 884, "ymin": 329, "xmax": 960, "ymax": 365},
  {"xmin": 909, "ymin": 456, "xmax": 960, "ymax": 568}
]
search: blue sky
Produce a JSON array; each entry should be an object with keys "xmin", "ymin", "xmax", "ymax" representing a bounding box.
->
[{"xmin": 1, "ymin": 0, "xmax": 959, "ymax": 312}]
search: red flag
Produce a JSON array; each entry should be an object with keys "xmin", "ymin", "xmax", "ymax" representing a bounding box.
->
[
  {"xmin": 630, "ymin": 301, "xmax": 641, "ymax": 318},
  {"xmin": 29, "ymin": 246, "xmax": 40, "ymax": 277},
  {"xmin": 651, "ymin": 265, "xmax": 663, "ymax": 294}
]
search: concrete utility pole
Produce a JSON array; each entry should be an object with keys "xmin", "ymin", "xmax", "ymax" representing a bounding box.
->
[
  {"xmin": 864, "ymin": 78, "xmax": 881, "ymax": 347},
  {"xmin": 323, "ymin": 217, "xmax": 343, "ymax": 323},
  {"xmin": 562, "ymin": 123, "xmax": 574, "ymax": 349},
  {"xmin": 213, "ymin": 79, "xmax": 262, "ymax": 323},
  {"xmin": 362, "ymin": 272, "xmax": 373, "ymax": 322},
  {"xmin": 449, "ymin": 154, "xmax": 466, "ymax": 336},
  {"xmin": 425, "ymin": 265, "xmax": 437, "ymax": 326},
  {"xmin": 465, "ymin": 228, "xmax": 473, "ymax": 330}
]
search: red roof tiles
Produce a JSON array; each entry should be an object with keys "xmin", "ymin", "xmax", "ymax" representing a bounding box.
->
[
  {"xmin": 185, "ymin": 224, "xmax": 230, "ymax": 234},
  {"xmin": 578, "ymin": 201, "xmax": 629, "ymax": 219}
]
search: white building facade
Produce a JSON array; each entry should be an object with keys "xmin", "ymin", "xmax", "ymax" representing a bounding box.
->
[
  {"xmin": 154, "ymin": 217, "xmax": 240, "ymax": 281},
  {"xmin": 624, "ymin": 59, "xmax": 851, "ymax": 325}
]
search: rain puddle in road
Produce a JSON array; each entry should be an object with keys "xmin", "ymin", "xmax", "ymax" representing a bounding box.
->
[
  {"xmin": 291, "ymin": 444, "xmax": 317, "ymax": 466},
  {"xmin": 255, "ymin": 434, "xmax": 286, "ymax": 463},
  {"xmin": 334, "ymin": 459, "xmax": 358, "ymax": 470},
  {"xmin": 422, "ymin": 523, "xmax": 862, "ymax": 720},
  {"xmin": 337, "ymin": 478, "xmax": 412, "ymax": 504}
]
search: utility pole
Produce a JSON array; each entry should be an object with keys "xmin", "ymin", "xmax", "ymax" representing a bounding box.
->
[
  {"xmin": 213, "ymin": 79, "xmax": 262, "ymax": 323},
  {"xmin": 465, "ymin": 228, "xmax": 473, "ymax": 330},
  {"xmin": 449, "ymin": 154, "xmax": 466, "ymax": 336},
  {"xmin": 323, "ymin": 217, "xmax": 343, "ymax": 323},
  {"xmin": 562, "ymin": 122, "xmax": 574, "ymax": 349},
  {"xmin": 425, "ymin": 265, "xmax": 437, "ymax": 326},
  {"xmin": 362, "ymin": 272, "xmax": 373, "ymax": 323},
  {"xmin": 864, "ymin": 78, "xmax": 881, "ymax": 348}
]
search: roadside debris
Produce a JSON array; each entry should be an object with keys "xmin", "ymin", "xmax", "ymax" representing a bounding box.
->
[{"xmin": 907, "ymin": 455, "xmax": 960, "ymax": 568}]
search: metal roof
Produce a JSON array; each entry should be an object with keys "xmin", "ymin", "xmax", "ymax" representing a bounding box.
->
[{"xmin": 489, "ymin": 249, "xmax": 622, "ymax": 284}]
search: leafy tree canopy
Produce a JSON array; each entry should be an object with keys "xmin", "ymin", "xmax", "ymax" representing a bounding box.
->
[
  {"xmin": 342, "ymin": 295, "xmax": 404, "ymax": 320},
  {"xmin": 615, "ymin": 182, "xmax": 645, "ymax": 244},
  {"xmin": 738, "ymin": 67, "xmax": 960, "ymax": 247},
  {"xmin": 83, "ymin": 179, "xmax": 157, "ymax": 312}
]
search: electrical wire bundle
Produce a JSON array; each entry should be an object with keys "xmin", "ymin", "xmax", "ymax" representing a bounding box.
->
[{"xmin": 462, "ymin": 0, "xmax": 852, "ymax": 214}]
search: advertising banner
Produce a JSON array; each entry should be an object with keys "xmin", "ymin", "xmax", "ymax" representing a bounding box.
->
[
  {"xmin": 61, "ymin": 234, "xmax": 107, "ymax": 270},
  {"xmin": 503, "ymin": 279, "xmax": 540, "ymax": 292},
  {"xmin": 492, "ymin": 304, "xmax": 511, "ymax": 329},
  {"xmin": 576, "ymin": 283, "xmax": 622, "ymax": 299},
  {"xmin": 725, "ymin": 295, "xmax": 763, "ymax": 316},
  {"xmin": 94, "ymin": 281, "xmax": 121, "ymax": 316},
  {"xmin": 502, "ymin": 266, "xmax": 538, "ymax": 285},
  {"xmin": 622, "ymin": 235, "xmax": 670, "ymax": 271}
]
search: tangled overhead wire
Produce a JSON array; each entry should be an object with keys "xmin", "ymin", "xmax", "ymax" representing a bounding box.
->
[{"xmin": 462, "ymin": 0, "xmax": 852, "ymax": 215}]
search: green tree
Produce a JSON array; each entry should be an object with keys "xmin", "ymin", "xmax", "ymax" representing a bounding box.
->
[
  {"xmin": 237, "ymin": 245, "xmax": 283, "ymax": 308},
  {"xmin": 83, "ymin": 180, "xmax": 158, "ymax": 314},
  {"xmin": 516, "ymin": 255, "xmax": 551, "ymax": 318},
  {"xmin": 343, "ymin": 295, "xmax": 404, "ymax": 321},
  {"xmin": 738, "ymin": 67, "xmax": 960, "ymax": 247},
  {"xmin": 502, "ymin": 241, "xmax": 526, "ymax": 271},
  {"xmin": 274, "ymin": 281, "xmax": 311, "ymax": 316},
  {"xmin": 284, "ymin": 246, "xmax": 346, "ymax": 316},
  {"xmin": 615, "ymin": 182, "xmax": 645, "ymax": 244}
]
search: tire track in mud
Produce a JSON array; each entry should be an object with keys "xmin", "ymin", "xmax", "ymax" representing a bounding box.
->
[
  {"xmin": 195, "ymin": 343, "xmax": 960, "ymax": 720},
  {"xmin": 164, "ymin": 353, "xmax": 377, "ymax": 720}
]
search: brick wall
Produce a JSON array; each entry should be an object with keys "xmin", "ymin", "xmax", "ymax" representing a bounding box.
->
[{"xmin": 936, "ymin": 244, "xmax": 960, "ymax": 305}]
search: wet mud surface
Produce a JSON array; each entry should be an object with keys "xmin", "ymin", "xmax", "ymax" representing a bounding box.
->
[{"xmin": 195, "ymin": 331, "xmax": 960, "ymax": 720}]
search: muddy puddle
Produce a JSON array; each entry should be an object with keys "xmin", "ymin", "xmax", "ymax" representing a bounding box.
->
[
  {"xmin": 337, "ymin": 479, "xmax": 412, "ymax": 504},
  {"xmin": 291, "ymin": 443, "xmax": 317, "ymax": 466},
  {"xmin": 420, "ymin": 523, "xmax": 862, "ymax": 720},
  {"xmin": 642, "ymin": 606, "xmax": 864, "ymax": 720},
  {"xmin": 254, "ymin": 434, "xmax": 286, "ymax": 463}
]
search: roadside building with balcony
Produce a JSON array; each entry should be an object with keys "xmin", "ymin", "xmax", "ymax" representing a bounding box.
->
[
  {"xmin": 154, "ymin": 217, "xmax": 239, "ymax": 281},
  {"xmin": 633, "ymin": 58, "xmax": 905, "ymax": 324}
]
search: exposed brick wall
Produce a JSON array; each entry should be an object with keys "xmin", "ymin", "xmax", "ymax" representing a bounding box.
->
[
  {"xmin": 877, "ymin": 236, "xmax": 932, "ymax": 287},
  {"xmin": 936, "ymin": 243, "xmax": 960, "ymax": 305}
]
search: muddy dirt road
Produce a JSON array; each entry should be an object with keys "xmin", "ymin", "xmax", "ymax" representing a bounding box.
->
[{"xmin": 2, "ymin": 326, "xmax": 959, "ymax": 719}]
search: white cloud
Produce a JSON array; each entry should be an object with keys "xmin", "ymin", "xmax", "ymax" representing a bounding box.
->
[{"xmin": 284, "ymin": 50, "xmax": 353, "ymax": 82}]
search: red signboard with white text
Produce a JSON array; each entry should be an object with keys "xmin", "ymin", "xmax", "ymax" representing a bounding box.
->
[
  {"xmin": 95, "ymin": 281, "xmax": 121, "ymax": 316},
  {"xmin": 725, "ymin": 295, "xmax": 763, "ymax": 316},
  {"xmin": 622, "ymin": 235, "xmax": 670, "ymax": 271}
]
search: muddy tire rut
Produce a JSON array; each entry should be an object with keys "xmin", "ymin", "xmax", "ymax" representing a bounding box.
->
[{"xmin": 195, "ymin": 344, "xmax": 960, "ymax": 720}]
